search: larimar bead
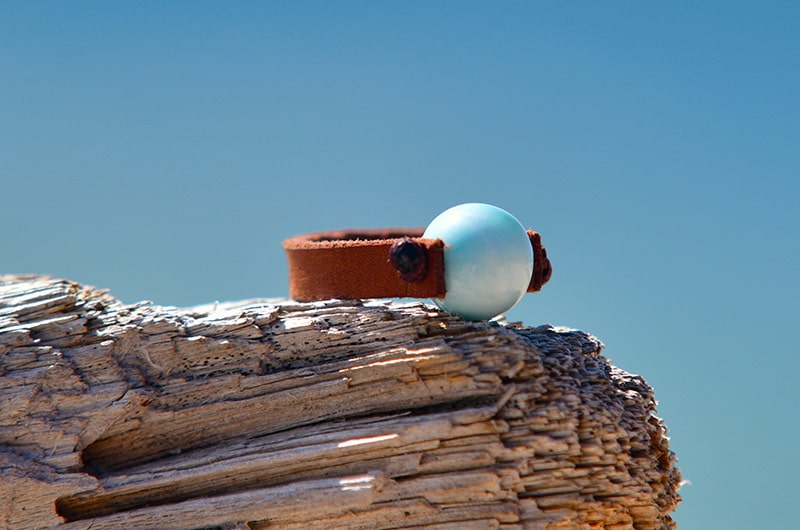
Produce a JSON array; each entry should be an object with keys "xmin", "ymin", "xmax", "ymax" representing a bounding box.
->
[{"xmin": 422, "ymin": 203, "xmax": 533, "ymax": 320}]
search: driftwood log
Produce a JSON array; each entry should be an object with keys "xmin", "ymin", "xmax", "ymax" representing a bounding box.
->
[{"xmin": 0, "ymin": 275, "xmax": 681, "ymax": 529}]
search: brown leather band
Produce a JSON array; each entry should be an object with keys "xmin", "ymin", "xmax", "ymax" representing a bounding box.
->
[
  {"xmin": 283, "ymin": 228, "xmax": 552, "ymax": 302},
  {"xmin": 527, "ymin": 230, "xmax": 553, "ymax": 293}
]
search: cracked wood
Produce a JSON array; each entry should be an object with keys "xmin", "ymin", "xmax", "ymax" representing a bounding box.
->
[{"xmin": 0, "ymin": 275, "xmax": 681, "ymax": 529}]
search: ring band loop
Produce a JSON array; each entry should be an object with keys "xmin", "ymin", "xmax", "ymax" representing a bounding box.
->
[{"xmin": 283, "ymin": 228, "xmax": 551, "ymax": 302}]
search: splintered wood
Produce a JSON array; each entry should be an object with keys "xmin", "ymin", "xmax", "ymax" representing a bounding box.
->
[{"xmin": 0, "ymin": 275, "xmax": 681, "ymax": 529}]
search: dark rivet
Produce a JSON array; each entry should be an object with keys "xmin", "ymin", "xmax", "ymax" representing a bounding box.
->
[{"xmin": 389, "ymin": 238, "xmax": 428, "ymax": 283}]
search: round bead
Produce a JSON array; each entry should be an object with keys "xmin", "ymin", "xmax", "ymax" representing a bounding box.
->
[{"xmin": 422, "ymin": 203, "xmax": 533, "ymax": 321}]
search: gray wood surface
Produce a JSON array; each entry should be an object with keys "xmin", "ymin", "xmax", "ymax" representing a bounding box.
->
[{"xmin": 0, "ymin": 275, "xmax": 681, "ymax": 529}]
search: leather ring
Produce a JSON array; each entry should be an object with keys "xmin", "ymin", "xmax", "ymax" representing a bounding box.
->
[{"xmin": 283, "ymin": 228, "xmax": 551, "ymax": 302}]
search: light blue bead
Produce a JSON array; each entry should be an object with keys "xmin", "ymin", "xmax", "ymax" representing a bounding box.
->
[{"xmin": 422, "ymin": 203, "xmax": 533, "ymax": 321}]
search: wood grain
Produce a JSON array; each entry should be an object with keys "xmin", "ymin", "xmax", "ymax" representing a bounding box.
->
[{"xmin": 0, "ymin": 275, "xmax": 681, "ymax": 529}]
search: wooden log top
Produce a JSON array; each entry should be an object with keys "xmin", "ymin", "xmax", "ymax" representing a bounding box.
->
[{"xmin": 0, "ymin": 275, "xmax": 681, "ymax": 529}]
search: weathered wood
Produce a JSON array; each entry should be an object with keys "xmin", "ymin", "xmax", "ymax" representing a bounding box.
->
[{"xmin": 0, "ymin": 275, "xmax": 681, "ymax": 529}]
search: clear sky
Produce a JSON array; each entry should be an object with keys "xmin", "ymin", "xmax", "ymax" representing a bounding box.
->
[{"xmin": 2, "ymin": 2, "xmax": 798, "ymax": 528}]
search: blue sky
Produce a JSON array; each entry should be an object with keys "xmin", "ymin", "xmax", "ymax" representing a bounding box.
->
[{"xmin": 2, "ymin": 2, "xmax": 798, "ymax": 528}]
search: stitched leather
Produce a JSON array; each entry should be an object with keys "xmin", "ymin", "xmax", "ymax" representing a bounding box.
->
[{"xmin": 283, "ymin": 228, "xmax": 551, "ymax": 301}]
